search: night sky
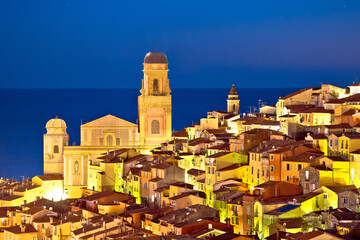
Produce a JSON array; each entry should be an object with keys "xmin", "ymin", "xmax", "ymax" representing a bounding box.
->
[{"xmin": 1, "ymin": 0, "xmax": 360, "ymax": 88}]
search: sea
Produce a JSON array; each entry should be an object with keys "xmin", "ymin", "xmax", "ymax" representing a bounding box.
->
[{"xmin": 0, "ymin": 88, "xmax": 297, "ymax": 179}]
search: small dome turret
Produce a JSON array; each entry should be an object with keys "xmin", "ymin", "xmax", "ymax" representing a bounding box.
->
[
  {"xmin": 144, "ymin": 52, "xmax": 168, "ymax": 64},
  {"xmin": 45, "ymin": 116, "xmax": 67, "ymax": 134}
]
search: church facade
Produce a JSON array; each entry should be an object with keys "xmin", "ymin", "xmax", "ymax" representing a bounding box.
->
[{"xmin": 43, "ymin": 52, "xmax": 172, "ymax": 198}]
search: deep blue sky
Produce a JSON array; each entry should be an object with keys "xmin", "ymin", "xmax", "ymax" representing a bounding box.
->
[{"xmin": 1, "ymin": 0, "xmax": 360, "ymax": 88}]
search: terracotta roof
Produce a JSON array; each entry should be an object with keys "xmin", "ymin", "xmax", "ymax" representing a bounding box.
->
[
  {"xmin": 325, "ymin": 185, "xmax": 356, "ymax": 193},
  {"xmin": 149, "ymin": 177, "xmax": 163, "ymax": 182},
  {"xmin": 206, "ymin": 151, "xmax": 231, "ymax": 158},
  {"xmin": 35, "ymin": 175, "xmax": 63, "ymax": 181},
  {"xmin": 22, "ymin": 206, "xmax": 48, "ymax": 215},
  {"xmin": 281, "ymin": 88, "xmax": 313, "ymax": 100},
  {"xmin": 129, "ymin": 167, "xmax": 142, "ymax": 176},
  {"xmin": 3, "ymin": 224, "xmax": 37, "ymax": 234},
  {"xmin": 172, "ymin": 129, "xmax": 188, "ymax": 138},
  {"xmin": 255, "ymin": 181, "xmax": 281, "ymax": 188},
  {"xmin": 188, "ymin": 138, "xmax": 208, "ymax": 146},
  {"xmin": 187, "ymin": 169, "xmax": 205, "ymax": 176},
  {"xmin": 285, "ymin": 104, "xmax": 316, "ymax": 113},
  {"xmin": 0, "ymin": 195, "xmax": 23, "ymax": 201},
  {"xmin": 326, "ymin": 156, "xmax": 350, "ymax": 162},
  {"xmin": 282, "ymin": 151, "xmax": 323, "ymax": 163},
  {"xmin": 342, "ymin": 109, "xmax": 358, "ymax": 116},
  {"xmin": 170, "ymin": 182, "xmax": 194, "ymax": 189},
  {"xmin": 277, "ymin": 218, "xmax": 303, "ymax": 229},
  {"xmin": 217, "ymin": 163, "xmax": 241, "ymax": 172},
  {"xmin": 300, "ymin": 107, "xmax": 334, "ymax": 114},
  {"xmin": 325, "ymin": 123, "xmax": 352, "ymax": 129},
  {"xmin": 207, "ymin": 143, "xmax": 230, "ymax": 151},
  {"xmin": 350, "ymin": 149, "xmax": 360, "ymax": 154},
  {"xmin": 151, "ymin": 162, "xmax": 172, "ymax": 170},
  {"xmin": 307, "ymin": 134, "xmax": 327, "ymax": 139},
  {"xmin": 243, "ymin": 119, "xmax": 280, "ymax": 126},
  {"xmin": 80, "ymin": 191, "xmax": 134, "ymax": 203},
  {"xmin": 326, "ymin": 93, "xmax": 360, "ymax": 104}
]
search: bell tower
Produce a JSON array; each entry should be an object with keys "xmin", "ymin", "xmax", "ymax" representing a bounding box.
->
[
  {"xmin": 43, "ymin": 116, "xmax": 69, "ymax": 175},
  {"xmin": 138, "ymin": 52, "xmax": 172, "ymax": 146},
  {"xmin": 227, "ymin": 83, "xmax": 240, "ymax": 114}
]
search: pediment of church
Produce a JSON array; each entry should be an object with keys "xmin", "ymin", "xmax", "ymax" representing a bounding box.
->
[{"xmin": 81, "ymin": 114, "xmax": 137, "ymax": 128}]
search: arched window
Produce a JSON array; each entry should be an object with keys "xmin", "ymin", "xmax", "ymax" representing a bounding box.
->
[
  {"xmin": 53, "ymin": 145, "xmax": 59, "ymax": 154},
  {"xmin": 151, "ymin": 120, "xmax": 160, "ymax": 134},
  {"xmin": 153, "ymin": 79, "xmax": 159, "ymax": 95},
  {"xmin": 106, "ymin": 135, "xmax": 113, "ymax": 146},
  {"xmin": 74, "ymin": 161, "xmax": 79, "ymax": 173}
]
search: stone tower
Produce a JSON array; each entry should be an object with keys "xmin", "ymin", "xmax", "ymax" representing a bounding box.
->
[
  {"xmin": 138, "ymin": 52, "xmax": 172, "ymax": 146},
  {"xmin": 227, "ymin": 84, "xmax": 240, "ymax": 114},
  {"xmin": 43, "ymin": 116, "xmax": 69, "ymax": 175}
]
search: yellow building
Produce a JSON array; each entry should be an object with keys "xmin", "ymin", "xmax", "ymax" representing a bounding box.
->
[
  {"xmin": 227, "ymin": 84, "xmax": 240, "ymax": 115},
  {"xmin": 138, "ymin": 52, "xmax": 172, "ymax": 147},
  {"xmin": 32, "ymin": 175, "xmax": 64, "ymax": 201},
  {"xmin": 43, "ymin": 117, "xmax": 69, "ymax": 175},
  {"xmin": 3, "ymin": 224, "xmax": 38, "ymax": 240},
  {"xmin": 338, "ymin": 134, "xmax": 360, "ymax": 158},
  {"xmin": 43, "ymin": 53, "xmax": 174, "ymax": 199}
]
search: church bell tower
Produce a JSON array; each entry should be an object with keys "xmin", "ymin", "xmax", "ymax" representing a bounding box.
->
[
  {"xmin": 138, "ymin": 52, "xmax": 172, "ymax": 146},
  {"xmin": 227, "ymin": 83, "xmax": 240, "ymax": 115},
  {"xmin": 43, "ymin": 116, "xmax": 69, "ymax": 175}
]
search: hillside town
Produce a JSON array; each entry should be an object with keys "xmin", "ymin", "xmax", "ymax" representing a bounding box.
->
[{"xmin": 2, "ymin": 53, "xmax": 360, "ymax": 240}]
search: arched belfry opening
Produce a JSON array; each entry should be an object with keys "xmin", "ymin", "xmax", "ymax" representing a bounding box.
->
[
  {"xmin": 153, "ymin": 79, "xmax": 159, "ymax": 95},
  {"xmin": 151, "ymin": 120, "xmax": 160, "ymax": 134}
]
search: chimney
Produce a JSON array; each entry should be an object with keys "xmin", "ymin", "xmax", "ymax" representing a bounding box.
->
[{"xmin": 20, "ymin": 224, "xmax": 26, "ymax": 233}]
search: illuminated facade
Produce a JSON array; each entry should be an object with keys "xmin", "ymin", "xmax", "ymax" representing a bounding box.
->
[{"xmin": 138, "ymin": 52, "xmax": 172, "ymax": 147}]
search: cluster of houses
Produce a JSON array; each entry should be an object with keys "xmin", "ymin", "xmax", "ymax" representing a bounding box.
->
[{"xmin": 2, "ymin": 82, "xmax": 360, "ymax": 239}]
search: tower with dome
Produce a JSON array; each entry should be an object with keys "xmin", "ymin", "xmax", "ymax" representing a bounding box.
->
[{"xmin": 43, "ymin": 52, "xmax": 172, "ymax": 198}]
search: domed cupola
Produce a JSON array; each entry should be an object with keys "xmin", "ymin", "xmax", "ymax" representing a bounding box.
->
[{"xmin": 45, "ymin": 116, "xmax": 67, "ymax": 134}]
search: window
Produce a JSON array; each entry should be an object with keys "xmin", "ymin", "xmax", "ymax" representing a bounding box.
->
[
  {"xmin": 341, "ymin": 140, "xmax": 344, "ymax": 148},
  {"xmin": 151, "ymin": 120, "xmax": 160, "ymax": 134},
  {"xmin": 153, "ymin": 79, "xmax": 159, "ymax": 95},
  {"xmin": 270, "ymin": 165, "xmax": 275, "ymax": 172},
  {"xmin": 106, "ymin": 135, "xmax": 113, "ymax": 146},
  {"xmin": 346, "ymin": 140, "xmax": 349, "ymax": 149},
  {"xmin": 286, "ymin": 164, "xmax": 291, "ymax": 171},
  {"xmin": 251, "ymin": 167, "xmax": 254, "ymax": 174},
  {"xmin": 74, "ymin": 161, "xmax": 79, "ymax": 173},
  {"xmin": 270, "ymin": 155, "xmax": 274, "ymax": 160},
  {"xmin": 324, "ymin": 193, "xmax": 328, "ymax": 200},
  {"xmin": 330, "ymin": 139, "xmax": 333, "ymax": 147},
  {"xmin": 352, "ymin": 155, "xmax": 355, "ymax": 162},
  {"xmin": 53, "ymin": 145, "xmax": 59, "ymax": 153},
  {"xmin": 116, "ymin": 138, "xmax": 120, "ymax": 145},
  {"xmin": 297, "ymin": 164, "xmax": 302, "ymax": 170},
  {"xmin": 286, "ymin": 176, "xmax": 290, "ymax": 181},
  {"xmin": 343, "ymin": 198, "xmax": 348, "ymax": 204},
  {"xmin": 336, "ymin": 140, "xmax": 338, "ymax": 146},
  {"xmin": 231, "ymin": 217, "xmax": 234, "ymax": 224},
  {"xmin": 305, "ymin": 170, "xmax": 309, "ymax": 180},
  {"xmin": 236, "ymin": 217, "xmax": 239, "ymax": 225},
  {"xmin": 99, "ymin": 138, "xmax": 104, "ymax": 145},
  {"xmin": 247, "ymin": 206, "xmax": 251, "ymax": 216}
]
